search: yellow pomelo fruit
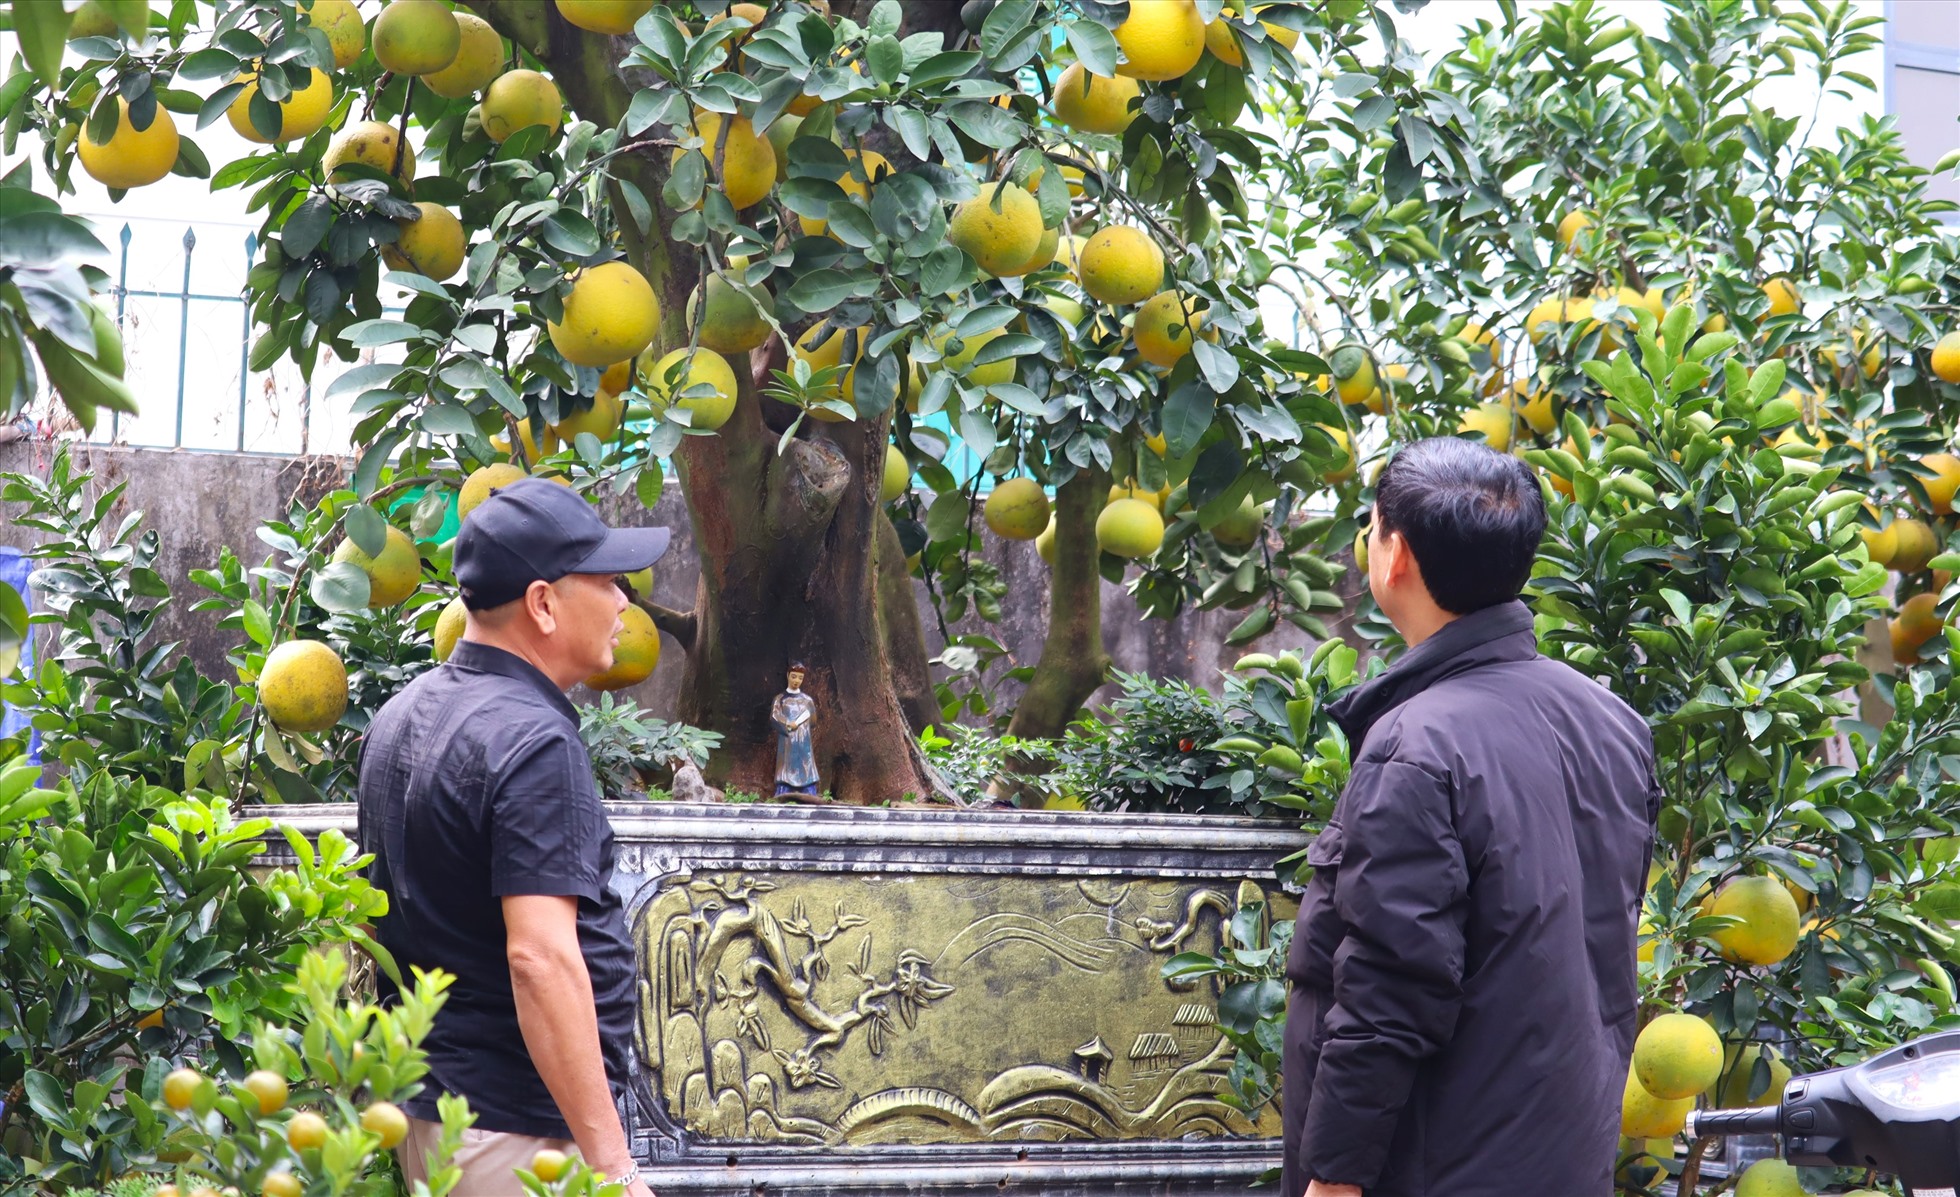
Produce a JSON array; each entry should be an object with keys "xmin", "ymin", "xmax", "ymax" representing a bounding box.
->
[
  {"xmin": 1636, "ymin": 916, "xmax": 1655, "ymax": 964},
  {"xmin": 1109, "ymin": 480, "xmax": 1165, "ymax": 513},
  {"xmin": 1331, "ymin": 348, "xmax": 1378, "ymax": 409},
  {"xmin": 1735, "ymin": 1159, "xmax": 1803, "ymax": 1197},
  {"xmin": 1892, "ymin": 591, "xmax": 1943, "ymax": 666},
  {"xmin": 492, "ymin": 419, "xmax": 558, "ymax": 463},
  {"xmin": 1097, "ymin": 497, "xmax": 1165, "ymax": 559},
  {"xmin": 1510, "ymin": 381, "xmax": 1555, "ymax": 435},
  {"xmin": 1143, "ymin": 430, "xmax": 1168, "ymax": 456},
  {"xmin": 1077, "ymin": 225, "xmax": 1165, "ymax": 306},
  {"xmin": 1620, "ymin": 1066, "xmax": 1692, "ymax": 1138},
  {"xmin": 1134, "ymin": 291, "xmax": 1205, "ymax": 368},
  {"xmin": 260, "ymin": 640, "xmax": 349, "ymax": 733},
  {"xmin": 620, "ymin": 566, "xmax": 652, "ymax": 597},
  {"xmin": 1055, "ymin": 233, "xmax": 1091, "ymax": 276},
  {"xmin": 586, "ymin": 604, "xmax": 660, "ymax": 690},
  {"xmin": 324, "ymin": 120, "xmax": 415, "ymax": 183},
  {"xmin": 1316, "ymin": 424, "xmax": 1356, "ymax": 483},
  {"xmin": 332, "ymin": 524, "xmax": 421, "ymax": 607},
  {"xmin": 1710, "ymin": 1042, "xmax": 1791, "ymax": 1108},
  {"xmin": 69, "ymin": 0, "xmax": 122, "ymax": 39},
  {"xmin": 799, "ymin": 150, "xmax": 889, "ymax": 238},
  {"xmin": 1199, "ymin": 5, "xmax": 1293, "ymax": 66},
  {"xmin": 424, "ymin": 13, "xmax": 505, "ymax": 99},
  {"xmin": 1557, "ymin": 209, "xmax": 1593, "ymax": 250},
  {"xmin": 432, "ymin": 597, "xmax": 467, "ymax": 662},
  {"xmin": 1705, "ymin": 875, "xmax": 1802, "ymax": 966},
  {"xmin": 78, "ymin": 99, "xmax": 179, "ymax": 190},
  {"xmin": 1052, "ymin": 62, "xmax": 1140, "ymax": 134},
  {"xmin": 1933, "ymin": 331, "xmax": 1960, "ymax": 384},
  {"xmin": 950, "ymin": 184, "xmax": 1043, "ymax": 277},
  {"xmin": 1891, "ymin": 516, "xmax": 1940, "ymax": 573},
  {"xmin": 1525, "ymin": 295, "xmax": 1595, "ymax": 343},
  {"xmin": 643, "ymin": 347, "xmax": 738, "ymax": 432},
  {"xmin": 555, "ymin": 0, "xmax": 654, "ymax": 35},
  {"xmin": 306, "ymin": 0, "xmax": 367, "ymax": 69},
  {"xmin": 1204, "ymin": 6, "xmax": 1300, "ymax": 66},
  {"xmin": 549, "ymin": 261, "xmax": 659, "ymax": 368},
  {"xmin": 599, "ymin": 359, "xmax": 632, "ymax": 394},
  {"xmin": 679, "ymin": 110, "xmax": 775, "ymax": 210},
  {"xmin": 997, "ymin": 222, "xmax": 1061, "ymax": 279},
  {"xmin": 985, "ymin": 478, "xmax": 1050, "ymax": 540},
  {"xmin": 226, "ymin": 68, "xmax": 334, "ymax": 144},
  {"xmin": 1920, "ymin": 452, "xmax": 1960, "ymax": 514},
  {"xmin": 881, "ymin": 445, "xmax": 911, "ymax": 503},
  {"xmin": 764, "ymin": 112, "xmax": 802, "ymax": 182},
  {"xmin": 937, "ymin": 326, "xmax": 1015, "ymax": 388},
  {"xmin": 1631, "ymin": 1013, "xmax": 1723, "ymax": 1100},
  {"xmin": 460, "ymin": 462, "xmax": 529, "ymax": 518},
  {"xmin": 687, "ymin": 272, "xmax": 775, "ymax": 354},
  {"xmin": 1035, "ymin": 515, "xmax": 1058, "ymax": 566},
  {"xmin": 372, "ymin": 0, "xmax": 460, "ymax": 76},
  {"xmin": 381, "ymin": 203, "xmax": 466, "ymax": 281},
  {"xmin": 1861, "ymin": 512, "xmax": 1898, "ymax": 566},
  {"xmin": 792, "ymin": 324, "xmax": 853, "ymax": 415},
  {"xmin": 1213, "ymin": 495, "xmax": 1264, "ymax": 548},
  {"xmin": 1113, "ymin": 0, "xmax": 1206, "ymax": 80},
  {"xmin": 483, "ymin": 70, "xmax": 564, "ymax": 143},
  {"xmin": 554, "ymin": 388, "xmax": 625, "ymax": 444},
  {"xmin": 1762, "ymin": 276, "xmax": 1799, "ymax": 317},
  {"xmin": 1457, "ymin": 401, "xmax": 1514, "ymax": 453},
  {"xmin": 1025, "ymin": 161, "xmax": 1087, "ymax": 198}
]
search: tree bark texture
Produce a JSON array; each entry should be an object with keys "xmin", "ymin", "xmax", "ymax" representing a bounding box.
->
[
  {"xmin": 1006, "ymin": 470, "xmax": 1114, "ymax": 740},
  {"xmin": 469, "ymin": 1, "xmax": 955, "ymax": 803}
]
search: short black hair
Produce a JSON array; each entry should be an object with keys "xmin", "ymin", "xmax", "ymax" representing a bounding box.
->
[{"xmin": 1373, "ymin": 437, "xmax": 1546, "ymax": 614}]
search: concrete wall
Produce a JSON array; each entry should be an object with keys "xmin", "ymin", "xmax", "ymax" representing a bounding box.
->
[{"xmin": 0, "ymin": 442, "xmax": 1340, "ymax": 723}]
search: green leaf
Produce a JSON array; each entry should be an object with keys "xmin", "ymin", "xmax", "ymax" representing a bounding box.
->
[
  {"xmin": 1063, "ymin": 21, "xmax": 1120, "ymax": 76},
  {"xmin": 241, "ymin": 599, "xmax": 273, "ymax": 647},
  {"xmin": 0, "ymin": 210, "xmax": 109, "ymax": 266},
  {"xmin": 282, "ymin": 195, "xmax": 333, "ymax": 259},
  {"xmin": 0, "ymin": 580, "xmax": 25, "ymax": 678},
  {"xmin": 345, "ymin": 503, "xmax": 388, "ymax": 558},
  {"xmin": 925, "ymin": 491, "xmax": 971, "ymax": 542},
  {"xmin": 541, "ymin": 211, "xmax": 602, "ymax": 258},
  {"xmin": 782, "ymin": 268, "xmax": 858, "ymax": 314},
  {"xmin": 14, "ymin": 1, "xmax": 73, "ymax": 90},
  {"xmin": 309, "ymin": 561, "xmax": 370, "ymax": 612},
  {"xmin": 636, "ymin": 459, "xmax": 665, "ymax": 508},
  {"xmin": 1162, "ymin": 380, "xmax": 1214, "ymax": 456}
]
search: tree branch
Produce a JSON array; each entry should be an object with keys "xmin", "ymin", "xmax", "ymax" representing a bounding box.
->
[{"xmin": 632, "ymin": 594, "xmax": 697, "ymax": 646}]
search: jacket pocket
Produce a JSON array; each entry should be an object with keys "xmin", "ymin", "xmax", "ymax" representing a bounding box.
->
[{"xmin": 1306, "ymin": 822, "xmax": 1345, "ymax": 870}]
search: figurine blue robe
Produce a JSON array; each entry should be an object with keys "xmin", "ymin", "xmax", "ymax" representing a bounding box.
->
[{"xmin": 773, "ymin": 667, "xmax": 819, "ymax": 797}]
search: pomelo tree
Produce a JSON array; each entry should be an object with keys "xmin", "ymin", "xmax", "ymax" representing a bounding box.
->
[
  {"xmin": 4, "ymin": 0, "xmax": 1457, "ymax": 802},
  {"xmin": 1235, "ymin": 2, "xmax": 1960, "ymax": 1190}
]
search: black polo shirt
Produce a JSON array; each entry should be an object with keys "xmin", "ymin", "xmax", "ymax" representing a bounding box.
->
[{"xmin": 356, "ymin": 641, "xmax": 636, "ymax": 1139}]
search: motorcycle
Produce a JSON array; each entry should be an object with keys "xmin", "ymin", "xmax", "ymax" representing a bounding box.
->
[{"xmin": 1687, "ymin": 1030, "xmax": 1960, "ymax": 1196}]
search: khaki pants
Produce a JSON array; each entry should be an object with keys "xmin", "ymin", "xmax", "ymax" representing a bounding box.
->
[{"xmin": 400, "ymin": 1115, "xmax": 576, "ymax": 1196}]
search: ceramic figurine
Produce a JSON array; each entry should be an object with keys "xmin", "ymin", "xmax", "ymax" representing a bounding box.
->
[{"xmin": 772, "ymin": 661, "xmax": 820, "ymax": 800}]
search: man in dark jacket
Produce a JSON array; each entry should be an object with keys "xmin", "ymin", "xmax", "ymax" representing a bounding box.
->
[{"xmin": 1283, "ymin": 437, "xmax": 1658, "ymax": 1197}]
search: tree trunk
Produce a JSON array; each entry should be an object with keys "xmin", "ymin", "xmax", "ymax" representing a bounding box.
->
[
  {"xmin": 469, "ymin": 1, "xmax": 953, "ymax": 805},
  {"xmin": 1006, "ymin": 470, "xmax": 1113, "ymax": 739}
]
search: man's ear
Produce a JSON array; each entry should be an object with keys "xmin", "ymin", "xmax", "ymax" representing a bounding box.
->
[{"xmin": 524, "ymin": 579, "xmax": 559, "ymax": 635}]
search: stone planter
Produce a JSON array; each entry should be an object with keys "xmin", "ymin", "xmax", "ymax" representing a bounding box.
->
[{"xmin": 263, "ymin": 802, "xmax": 1306, "ymax": 1196}]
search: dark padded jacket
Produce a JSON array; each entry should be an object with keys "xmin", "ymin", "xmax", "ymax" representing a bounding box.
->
[{"xmin": 1282, "ymin": 601, "xmax": 1657, "ymax": 1197}]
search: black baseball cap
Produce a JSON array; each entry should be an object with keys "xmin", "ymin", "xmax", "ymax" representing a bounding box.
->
[{"xmin": 454, "ymin": 478, "xmax": 670, "ymax": 610}]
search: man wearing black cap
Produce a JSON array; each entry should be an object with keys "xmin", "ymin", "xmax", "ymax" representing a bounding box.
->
[{"xmin": 358, "ymin": 478, "xmax": 667, "ymax": 1196}]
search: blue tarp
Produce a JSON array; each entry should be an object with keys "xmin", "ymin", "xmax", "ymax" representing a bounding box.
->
[{"xmin": 0, "ymin": 546, "xmax": 39, "ymax": 764}]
